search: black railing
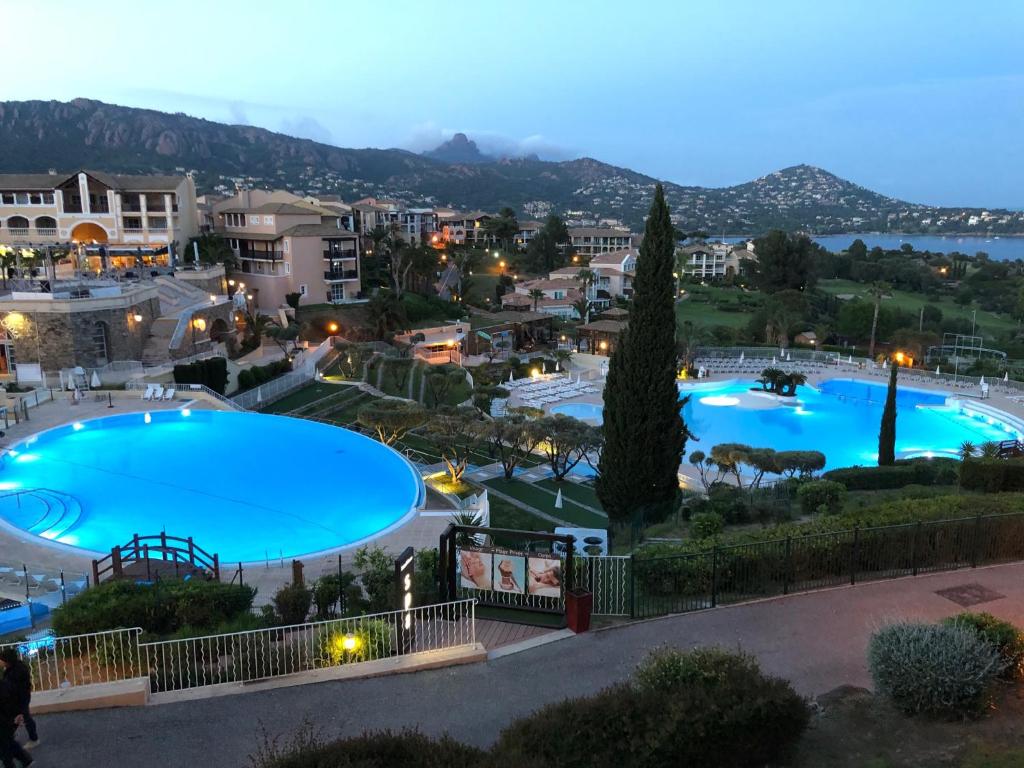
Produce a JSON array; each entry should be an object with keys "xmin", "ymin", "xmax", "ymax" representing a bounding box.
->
[
  {"xmin": 242, "ymin": 250, "xmax": 283, "ymax": 261},
  {"xmin": 630, "ymin": 512, "xmax": 1024, "ymax": 619},
  {"xmin": 323, "ymin": 250, "xmax": 357, "ymax": 260},
  {"xmin": 324, "ymin": 270, "xmax": 358, "ymax": 281}
]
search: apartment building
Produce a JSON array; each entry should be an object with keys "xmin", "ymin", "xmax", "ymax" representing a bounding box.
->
[
  {"xmin": 501, "ymin": 278, "xmax": 582, "ymax": 319},
  {"xmin": 514, "ymin": 220, "xmax": 543, "ymax": 248},
  {"xmin": 400, "ymin": 208, "xmax": 439, "ymax": 246},
  {"xmin": 437, "ymin": 210, "xmax": 493, "ymax": 246},
  {"xmin": 569, "ymin": 226, "xmax": 636, "ymax": 259},
  {"xmin": 678, "ymin": 242, "xmax": 754, "ymax": 281},
  {"xmin": 213, "ymin": 190, "xmax": 360, "ymax": 309},
  {"xmin": 549, "ymin": 247, "xmax": 636, "ymax": 306},
  {"xmin": 0, "ymin": 170, "xmax": 199, "ymax": 270}
]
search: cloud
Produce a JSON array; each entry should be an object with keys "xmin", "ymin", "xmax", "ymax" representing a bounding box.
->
[
  {"xmin": 279, "ymin": 115, "xmax": 334, "ymax": 144},
  {"xmin": 403, "ymin": 121, "xmax": 575, "ymax": 160}
]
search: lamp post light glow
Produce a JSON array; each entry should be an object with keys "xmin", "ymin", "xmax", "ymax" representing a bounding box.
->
[
  {"xmin": 132, "ymin": 313, "xmax": 143, "ymax": 323},
  {"xmin": 327, "ymin": 322, "xmax": 339, "ymax": 334}
]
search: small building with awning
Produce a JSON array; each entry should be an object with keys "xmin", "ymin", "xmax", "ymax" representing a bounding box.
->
[{"xmin": 577, "ymin": 319, "xmax": 628, "ymax": 356}]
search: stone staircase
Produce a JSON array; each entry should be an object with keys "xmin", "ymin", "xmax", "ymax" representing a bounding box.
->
[{"xmin": 141, "ymin": 277, "xmax": 219, "ymax": 366}]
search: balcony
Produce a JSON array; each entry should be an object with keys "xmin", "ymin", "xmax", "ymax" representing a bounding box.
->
[
  {"xmin": 6, "ymin": 228, "xmax": 29, "ymax": 238},
  {"xmin": 241, "ymin": 250, "xmax": 283, "ymax": 261},
  {"xmin": 324, "ymin": 270, "xmax": 359, "ymax": 281},
  {"xmin": 35, "ymin": 228, "xmax": 57, "ymax": 237},
  {"xmin": 322, "ymin": 250, "xmax": 357, "ymax": 260}
]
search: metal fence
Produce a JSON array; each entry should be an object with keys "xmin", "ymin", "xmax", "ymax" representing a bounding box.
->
[
  {"xmin": 143, "ymin": 599, "xmax": 476, "ymax": 692},
  {"xmin": 630, "ymin": 512, "xmax": 1024, "ymax": 619},
  {"xmin": 0, "ymin": 600, "xmax": 476, "ymax": 696},
  {"xmin": 573, "ymin": 555, "xmax": 631, "ymax": 616},
  {"xmin": 0, "ymin": 628, "xmax": 143, "ymax": 692}
]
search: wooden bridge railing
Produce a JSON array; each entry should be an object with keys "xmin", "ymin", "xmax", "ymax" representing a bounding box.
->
[{"xmin": 92, "ymin": 533, "xmax": 220, "ymax": 584}]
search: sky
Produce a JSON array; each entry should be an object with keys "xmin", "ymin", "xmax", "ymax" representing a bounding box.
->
[{"xmin": 6, "ymin": 0, "xmax": 1024, "ymax": 208}]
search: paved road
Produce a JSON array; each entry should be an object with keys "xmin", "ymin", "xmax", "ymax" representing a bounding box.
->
[{"xmin": 36, "ymin": 562, "xmax": 1024, "ymax": 767}]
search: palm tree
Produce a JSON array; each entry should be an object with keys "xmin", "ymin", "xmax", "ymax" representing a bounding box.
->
[
  {"xmin": 676, "ymin": 321, "xmax": 711, "ymax": 373},
  {"xmin": 575, "ymin": 268, "xmax": 598, "ymax": 323},
  {"xmin": 867, "ymin": 282, "xmax": 890, "ymax": 358},
  {"xmin": 757, "ymin": 367, "xmax": 785, "ymax": 393},
  {"xmin": 778, "ymin": 371, "xmax": 807, "ymax": 396},
  {"xmin": 528, "ymin": 288, "xmax": 545, "ymax": 312},
  {"xmin": 572, "ymin": 295, "xmax": 592, "ymax": 324},
  {"xmin": 979, "ymin": 441, "xmax": 1001, "ymax": 459},
  {"xmin": 958, "ymin": 441, "xmax": 977, "ymax": 461},
  {"xmin": 366, "ymin": 292, "xmax": 406, "ymax": 339}
]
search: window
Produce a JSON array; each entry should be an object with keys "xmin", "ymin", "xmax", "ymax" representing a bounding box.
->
[
  {"xmin": 0, "ymin": 193, "xmax": 13, "ymax": 205},
  {"xmin": 284, "ymin": 262, "xmax": 291, "ymax": 275},
  {"xmin": 283, "ymin": 239, "xmax": 289, "ymax": 252},
  {"xmin": 299, "ymin": 284, "xmax": 308, "ymax": 296},
  {"xmin": 249, "ymin": 215, "xmax": 260, "ymax": 226},
  {"xmin": 329, "ymin": 283, "xmax": 345, "ymax": 301},
  {"xmin": 263, "ymin": 216, "xmax": 274, "ymax": 225},
  {"xmin": 229, "ymin": 238, "xmax": 239, "ymax": 249}
]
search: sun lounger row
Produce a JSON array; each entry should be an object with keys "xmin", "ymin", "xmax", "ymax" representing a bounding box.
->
[{"xmin": 141, "ymin": 384, "xmax": 176, "ymax": 401}]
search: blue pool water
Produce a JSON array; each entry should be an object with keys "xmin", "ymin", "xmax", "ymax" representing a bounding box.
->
[
  {"xmin": 0, "ymin": 410, "xmax": 425, "ymax": 562},
  {"xmin": 558, "ymin": 378, "xmax": 1019, "ymax": 472}
]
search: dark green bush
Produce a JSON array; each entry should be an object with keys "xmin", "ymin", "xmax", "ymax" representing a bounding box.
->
[
  {"xmin": 252, "ymin": 728, "xmax": 484, "ymax": 768},
  {"xmin": 960, "ymin": 458, "xmax": 1024, "ymax": 493},
  {"xmin": 173, "ymin": 356, "xmax": 230, "ymax": 395},
  {"xmin": 272, "ymin": 582, "xmax": 312, "ymax": 626},
  {"xmin": 797, "ymin": 479, "xmax": 846, "ymax": 514},
  {"xmin": 52, "ymin": 579, "xmax": 256, "ymax": 637},
  {"xmin": 868, "ymin": 621, "xmax": 1004, "ymax": 717},
  {"xmin": 942, "ymin": 612, "xmax": 1024, "ymax": 679},
  {"xmin": 236, "ymin": 359, "xmax": 294, "ymax": 393},
  {"xmin": 690, "ymin": 511, "xmax": 724, "ymax": 539},
  {"xmin": 312, "ymin": 571, "xmax": 359, "ymax": 620},
  {"xmin": 493, "ymin": 647, "xmax": 808, "ymax": 768},
  {"xmin": 824, "ymin": 458, "xmax": 958, "ymax": 490},
  {"xmin": 707, "ymin": 483, "xmax": 750, "ymax": 524}
]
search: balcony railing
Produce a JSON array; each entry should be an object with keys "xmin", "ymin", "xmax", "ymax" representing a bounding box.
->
[
  {"xmin": 123, "ymin": 228, "xmax": 145, "ymax": 235},
  {"xmin": 322, "ymin": 250, "xmax": 357, "ymax": 260},
  {"xmin": 241, "ymin": 250, "xmax": 283, "ymax": 261},
  {"xmin": 35, "ymin": 228, "xmax": 57, "ymax": 236},
  {"xmin": 324, "ymin": 270, "xmax": 359, "ymax": 281},
  {"xmin": 5, "ymin": 228, "xmax": 29, "ymax": 238},
  {"xmin": 122, "ymin": 203, "xmax": 142, "ymax": 212}
]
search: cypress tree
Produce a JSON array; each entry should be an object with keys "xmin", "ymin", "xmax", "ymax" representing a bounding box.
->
[
  {"xmin": 596, "ymin": 185, "xmax": 687, "ymax": 524},
  {"xmin": 878, "ymin": 361, "xmax": 898, "ymax": 466}
]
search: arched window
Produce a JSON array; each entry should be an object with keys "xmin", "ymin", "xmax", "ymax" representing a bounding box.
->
[
  {"xmin": 6, "ymin": 216, "xmax": 29, "ymax": 231},
  {"xmin": 92, "ymin": 321, "xmax": 110, "ymax": 365},
  {"xmin": 34, "ymin": 216, "xmax": 57, "ymax": 233}
]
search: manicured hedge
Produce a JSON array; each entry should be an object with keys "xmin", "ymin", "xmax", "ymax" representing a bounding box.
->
[
  {"xmin": 824, "ymin": 458, "xmax": 959, "ymax": 490},
  {"xmin": 960, "ymin": 458, "xmax": 1024, "ymax": 493},
  {"xmin": 173, "ymin": 356, "xmax": 229, "ymax": 395},
  {"xmin": 52, "ymin": 579, "xmax": 256, "ymax": 637},
  {"xmin": 237, "ymin": 358, "xmax": 293, "ymax": 393}
]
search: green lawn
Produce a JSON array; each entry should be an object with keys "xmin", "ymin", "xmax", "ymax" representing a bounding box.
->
[
  {"xmin": 483, "ymin": 477, "xmax": 608, "ymax": 528},
  {"xmin": 535, "ymin": 477, "xmax": 604, "ymax": 512},
  {"xmin": 818, "ymin": 279, "xmax": 1018, "ymax": 337},
  {"xmin": 675, "ymin": 285, "xmax": 760, "ymax": 329},
  {"xmin": 262, "ymin": 382, "xmax": 350, "ymax": 414},
  {"xmin": 486, "ymin": 494, "xmax": 555, "ymax": 533}
]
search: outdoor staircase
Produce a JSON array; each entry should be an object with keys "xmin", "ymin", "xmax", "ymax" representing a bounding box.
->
[
  {"xmin": 0, "ymin": 489, "xmax": 84, "ymax": 541},
  {"xmin": 142, "ymin": 276, "xmax": 219, "ymax": 366}
]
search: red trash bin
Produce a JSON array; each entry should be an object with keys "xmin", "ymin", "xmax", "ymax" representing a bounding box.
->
[{"xmin": 566, "ymin": 588, "xmax": 593, "ymax": 633}]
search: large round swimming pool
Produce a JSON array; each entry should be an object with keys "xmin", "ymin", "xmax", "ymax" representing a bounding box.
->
[
  {"xmin": 0, "ymin": 410, "xmax": 425, "ymax": 562},
  {"xmin": 557, "ymin": 378, "xmax": 1021, "ymax": 471}
]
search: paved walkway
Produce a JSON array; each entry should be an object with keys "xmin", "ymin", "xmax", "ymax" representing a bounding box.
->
[{"xmin": 34, "ymin": 561, "xmax": 1024, "ymax": 767}]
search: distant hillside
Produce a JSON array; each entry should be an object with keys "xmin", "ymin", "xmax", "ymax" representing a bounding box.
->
[
  {"xmin": 423, "ymin": 133, "xmax": 491, "ymax": 164},
  {"xmin": 0, "ymin": 99, "xmax": 1019, "ymax": 234}
]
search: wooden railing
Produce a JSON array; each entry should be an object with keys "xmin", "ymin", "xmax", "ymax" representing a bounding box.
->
[{"xmin": 92, "ymin": 533, "xmax": 220, "ymax": 584}]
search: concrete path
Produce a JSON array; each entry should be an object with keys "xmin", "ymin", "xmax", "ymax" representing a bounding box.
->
[{"xmin": 34, "ymin": 562, "xmax": 1024, "ymax": 767}]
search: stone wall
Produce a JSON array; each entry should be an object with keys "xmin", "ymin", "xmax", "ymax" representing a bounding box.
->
[
  {"xmin": 8, "ymin": 296, "xmax": 161, "ymax": 371},
  {"xmin": 176, "ymin": 266, "xmax": 227, "ymax": 296},
  {"xmin": 168, "ymin": 303, "xmax": 236, "ymax": 359}
]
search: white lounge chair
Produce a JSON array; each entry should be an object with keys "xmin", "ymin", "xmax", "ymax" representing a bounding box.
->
[
  {"xmin": 163, "ymin": 387, "xmax": 176, "ymax": 401},
  {"xmin": 142, "ymin": 384, "xmax": 155, "ymax": 401},
  {"xmin": 153, "ymin": 385, "xmax": 165, "ymax": 400}
]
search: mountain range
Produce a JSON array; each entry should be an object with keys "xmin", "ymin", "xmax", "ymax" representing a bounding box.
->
[{"xmin": 0, "ymin": 98, "xmax": 1019, "ymax": 234}]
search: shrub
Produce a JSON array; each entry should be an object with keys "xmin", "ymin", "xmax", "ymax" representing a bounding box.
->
[
  {"xmin": 797, "ymin": 479, "xmax": 846, "ymax": 514},
  {"xmin": 318, "ymin": 619, "xmax": 394, "ymax": 665},
  {"xmin": 824, "ymin": 458, "xmax": 958, "ymax": 490},
  {"xmin": 960, "ymin": 459, "xmax": 1024, "ymax": 493},
  {"xmin": 868, "ymin": 621, "xmax": 1005, "ymax": 717},
  {"xmin": 707, "ymin": 483, "xmax": 750, "ymax": 524},
  {"xmin": 690, "ymin": 511, "xmax": 724, "ymax": 540},
  {"xmin": 942, "ymin": 612, "xmax": 1024, "ymax": 680},
  {"xmin": 271, "ymin": 582, "xmax": 312, "ymax": 626},
  {"xmin": 493, "ymin": 647, "xmax": 808, "ymax": 768},
  {"xmin": 312, "ymin": 571, "xmax": 359, "ymax": 620},
  {"xmin": 52, "ymin": 579, "xmax": 256, "ymax": 637},
  {"xmin": 251, "ymin": 728, "xmax": 484, "ymax": 768}
]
